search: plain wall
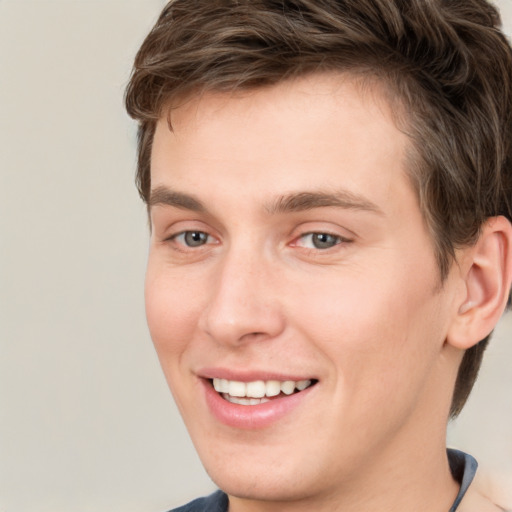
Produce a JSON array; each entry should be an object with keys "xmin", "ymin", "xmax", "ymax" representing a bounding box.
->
[{"xmin": 1, "ymin": 1, "xmax": 511, "ymax": 510}]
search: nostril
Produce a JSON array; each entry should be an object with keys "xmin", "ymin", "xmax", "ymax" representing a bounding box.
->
[{"xmin": 239, "ymin": 331, "xmax": 266, "ymax": 342}]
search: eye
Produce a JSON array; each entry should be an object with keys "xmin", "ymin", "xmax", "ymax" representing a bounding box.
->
[
  {"xmin": 296, "ymin": 232, "xmax": 343, "ymax": 249},
  {"xmin": 172, "ymin": 230, "xmax": 212, "ymax": 247}
]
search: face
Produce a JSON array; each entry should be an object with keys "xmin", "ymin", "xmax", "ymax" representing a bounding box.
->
[{"xmin": 146, "ymin": 75, "xmax": 460, "ymax": 506}]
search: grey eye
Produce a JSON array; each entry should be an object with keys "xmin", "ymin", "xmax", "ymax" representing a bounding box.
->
[
  {"xmin": 182, "ymin": 231, "xmax": 209, "ymax": 247},
  {"xmin": 310, "ymin": 233, "xmax": 340, "ymax": 249}
]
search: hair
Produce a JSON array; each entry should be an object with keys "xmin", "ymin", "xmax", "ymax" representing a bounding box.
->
[{"xmin": 125, "ymin": 0, "xmax": 512, "ymax": 417}]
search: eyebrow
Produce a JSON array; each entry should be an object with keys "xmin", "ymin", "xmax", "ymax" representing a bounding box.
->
[
  {"xmin": 265, "ymin": 190, "xmax": 383, "ymax": 215},
  {"xmin": 149, "ymin": 186, "xmax": 206, "ymax": 212},
  {"xmin": 148, "ymin": 186, "xmax": 383, "ymax": 216}
]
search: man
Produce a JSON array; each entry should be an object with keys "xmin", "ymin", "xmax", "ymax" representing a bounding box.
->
[{"xmin": 125, "ymin": 1, "xmax": 512, "ymax": 510}]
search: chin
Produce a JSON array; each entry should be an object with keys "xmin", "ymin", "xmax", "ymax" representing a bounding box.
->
[
  {"xmin": 209, "ymin": 470, "xmax": 313, "ymax": 504},
  {"xmin": 199, "ymin": 446, "xmax": 329, "ymax": 505}
]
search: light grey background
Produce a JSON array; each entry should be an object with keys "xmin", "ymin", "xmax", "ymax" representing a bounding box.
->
[{"xmin": 1, "ymin": 1, "xmax": 511, "ymax": 511}]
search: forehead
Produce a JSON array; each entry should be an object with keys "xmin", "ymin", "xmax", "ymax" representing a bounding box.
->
[
  {"xmin": 159, "ymin": 73, "xmax": 401, "ymax": 147},
  {"xmin": 150, "ymin": 73, "xmax": 413, "ymax": 217}
]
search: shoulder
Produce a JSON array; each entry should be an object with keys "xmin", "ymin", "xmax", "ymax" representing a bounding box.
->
[
  {"xmin": 458, "ymin": 468, "xmax": 512, "ymax": 512},
  {"xmin": 168, "ymin": 490, "xmax": 228, "ymax": 512}
]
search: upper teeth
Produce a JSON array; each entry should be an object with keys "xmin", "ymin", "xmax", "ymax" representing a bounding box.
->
[{"xmin": 212, "ymin": 378, "xmax": 312, "ymax": 398}]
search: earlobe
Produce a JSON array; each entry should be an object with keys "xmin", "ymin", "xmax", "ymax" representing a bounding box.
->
[{"xmin": 447, "ymin": 216, "xmax": 512, "ymax": 350}]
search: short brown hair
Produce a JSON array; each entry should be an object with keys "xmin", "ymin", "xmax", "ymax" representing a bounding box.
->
[{"xmin": 125, "ymin": 0, "xmax": 512, "ymax": 417}]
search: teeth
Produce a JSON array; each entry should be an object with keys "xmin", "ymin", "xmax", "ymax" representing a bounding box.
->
[
  {"xmin": 228, "ymin": 381, "xmax": 246, "ymax": 397},
  {"xmin": 212, "ymin": 378, "xmax": 313, "ymax": 399},
  {"xmin": 224, "ymin": 395, "xmax": 271, "ymax": 406},
  {"xmin": 246, "ymin": 380, "xmax": 266, "ymax": 398},
  {"xmin": 266, "ymin": 380, "xmax": 281, "ymax": 397},
  {"xmin": 219, "ymin": 379, "xmax": 230, "ymax": 393},
  {"xmin": 296, "ymin": 380, "xmax": 310, "ymax": 391},
  {"xmin": 281, "ymin": 380, "xmax": 295, "ymax": 395}
]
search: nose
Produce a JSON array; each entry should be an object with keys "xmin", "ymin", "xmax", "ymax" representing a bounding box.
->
[{"xmin": 198, "ymin": 248, "xmax": 286, "ymax": 347}]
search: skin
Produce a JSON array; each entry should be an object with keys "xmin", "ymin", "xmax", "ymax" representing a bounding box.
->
[
  {"xmin": 145, "ymin": 74, "xmax": 495, "ymax": 511},
  {"xmin": 460, "ymin": 468, "xmax": 512, "ymax": 511}
]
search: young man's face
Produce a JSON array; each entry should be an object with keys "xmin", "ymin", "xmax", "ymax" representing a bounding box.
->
[{"xmin": 146, "ymin": 75, "xmax": 462, "ymax": 506}]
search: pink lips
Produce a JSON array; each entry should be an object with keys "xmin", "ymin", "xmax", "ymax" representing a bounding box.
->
[{"xmin": 200, "ymin": 374, "xmax": 316, "ymax": 430}]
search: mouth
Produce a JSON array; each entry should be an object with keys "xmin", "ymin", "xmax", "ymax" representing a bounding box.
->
[
  {"xmin": 210, "ymin": 378, "xmax": 318, "ymax": 406},
  {"xmin": 201, "ymin": 373, "xmax": 319, "ymax": 428}
]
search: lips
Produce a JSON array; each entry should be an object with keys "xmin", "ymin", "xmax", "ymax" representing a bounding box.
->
[{"xmin": 200, "ymin": 372, "xmax": 318, "ymax": 429}]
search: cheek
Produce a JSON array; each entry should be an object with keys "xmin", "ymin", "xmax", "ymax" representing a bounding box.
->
[
  {"xmin": 293, "ymin": 264, "xmax": 446, "ymax": 392},
  {"xmin": 144, "ymin": 265, "xmax": 208, "ymax": 418},
  {"xmin": 144, "ymin": 265, "xmax": 202, "ymax": 360},
  {"xmin": 294, "ymin": 274, "xmax": 448, "ymax": 455}
]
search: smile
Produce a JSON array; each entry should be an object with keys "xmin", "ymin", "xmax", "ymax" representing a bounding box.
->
[
  {"xmin": 201, "ymin": 372, "xmax": 318, "ymax": 428},
  {"xmin": 211, "ymin": 378, "xmax": 316, "ymax": 406}
]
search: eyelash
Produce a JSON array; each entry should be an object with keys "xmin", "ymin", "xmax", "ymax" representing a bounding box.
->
[
  {"xmin": 167, "ymin": 230, "xmax": 217, "ymax": 249},
  {"xmin": 166, "ymin": 230, "xmax": 351, "ymax": 252},
  {"xmin": 293, "ymin": 232, "xmax": 349, "ymax": 250}
]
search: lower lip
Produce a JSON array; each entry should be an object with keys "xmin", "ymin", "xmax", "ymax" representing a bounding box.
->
[{"xmin": 201, "ymin": 379, "xmax": 316, "ymax": 430}]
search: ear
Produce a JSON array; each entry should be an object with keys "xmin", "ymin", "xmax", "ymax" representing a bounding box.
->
[{"xmin": 447, "ymin": 216, "xmax": 512, "ymax": 350}]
